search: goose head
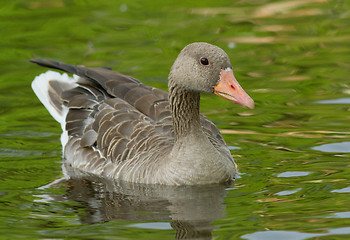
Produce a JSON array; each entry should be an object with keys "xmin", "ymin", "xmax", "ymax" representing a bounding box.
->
[{"xmin": 169, "ymin": 42, "xmax": 254, "ymax": 109}]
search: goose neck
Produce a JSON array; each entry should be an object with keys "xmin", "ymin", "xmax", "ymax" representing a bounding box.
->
[{"xmin": 168, "ymin": 85, "xmax": 201, "ymax": 141}]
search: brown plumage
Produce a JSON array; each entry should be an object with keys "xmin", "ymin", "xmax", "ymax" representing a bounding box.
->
[{"xmin": 31, "ymin": 42, "xmax": 254, "ymax": 185}]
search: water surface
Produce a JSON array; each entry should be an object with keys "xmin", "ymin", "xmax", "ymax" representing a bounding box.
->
[{"xmin": 1, "ymin": 0, "xmax": 350, "ymax": 239}]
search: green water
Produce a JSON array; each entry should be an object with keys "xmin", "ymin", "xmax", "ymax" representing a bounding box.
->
[{"xmin": 1, "ymin": 0, "xmax": 350, "ymax": 239}]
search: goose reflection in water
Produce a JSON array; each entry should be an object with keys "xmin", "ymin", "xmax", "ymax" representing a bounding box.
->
[{"xmin": 39, "ymin": 163, "xmax": 231, "ymax": 239}]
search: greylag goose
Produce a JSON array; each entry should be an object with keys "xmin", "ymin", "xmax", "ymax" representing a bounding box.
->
[{"xmin": 31, "ymin": 42, "xmax": 254, "ymax": 185}]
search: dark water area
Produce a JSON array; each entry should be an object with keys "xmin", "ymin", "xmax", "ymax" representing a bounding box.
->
[{"xmin": 1, "ymin": 0, "xmax": 350, "ymax": 239}]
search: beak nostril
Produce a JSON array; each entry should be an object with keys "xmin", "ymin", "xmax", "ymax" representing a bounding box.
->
[{"xmin": 230, "ymin": 85, "xmax": 235, "ymax": 90}]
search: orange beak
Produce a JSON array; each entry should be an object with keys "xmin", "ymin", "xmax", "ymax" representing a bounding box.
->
[{"xmin": 213, "ymin": 69, "xmax": 255, "ymax": 109}]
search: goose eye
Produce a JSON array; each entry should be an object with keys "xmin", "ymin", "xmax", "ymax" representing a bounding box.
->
[{"xmin": 200, "ymin": 57, "xmax": 209, "ymax": 66}]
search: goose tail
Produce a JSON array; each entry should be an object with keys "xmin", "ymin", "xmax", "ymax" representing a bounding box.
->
[{"xmin": 31, "ymin": 70, "xmax": 79, "ymax": 147}]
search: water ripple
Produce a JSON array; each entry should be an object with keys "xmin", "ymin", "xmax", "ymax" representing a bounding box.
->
[
  {"xmin": 129, "ymin": 222, "xmax": 172, "ymax": 230},
  {"xmin": 241, "ymin": 227, "xmax": 350, "ymax": 240},
  {"xmin": 331, "ymin": 187, "xmax": 350, "ymax": 193},
  {"xmin": 325, "ymin": 211, "xmax": 350, "ymax": 219},
  {"xmin": 312, "ymin": 142, "xmax": 350, "ymax": 153},
  {"xmin": 316, "ymin": 98, "xmax": 350, "ymax": 104},
  {"xmin": 277, "ymin": 171, "xmax": 312, "ymax": 178},
  {"xmin": 275, "ymin": 188, "xmax": 302, "ymax": 196}
]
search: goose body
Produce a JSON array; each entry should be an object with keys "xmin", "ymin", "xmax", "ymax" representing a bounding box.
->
[{"xmin": 31, "ymin": 42, "xmax": 254, "ymax": 185}]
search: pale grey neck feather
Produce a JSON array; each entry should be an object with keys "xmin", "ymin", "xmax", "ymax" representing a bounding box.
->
[{"xmin": 168, "ymin": 83, "xmax": 201, "ymax": 141}]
